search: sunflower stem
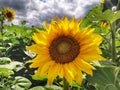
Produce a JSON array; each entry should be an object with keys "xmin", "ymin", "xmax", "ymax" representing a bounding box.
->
[
  {"xmin": 0, "ymin": 12, "xmax": 4, "ymax": 36},
  {"xmin": 63, "ymin": 78, "xmax": 69, "ymax": 90},
  {"xmin": 0, "ymin": 20, "xmax": 4, "ymax": 36},
  {"xmin": 111, "ymin": 22, "xmax": 117, "ymax": 63}
]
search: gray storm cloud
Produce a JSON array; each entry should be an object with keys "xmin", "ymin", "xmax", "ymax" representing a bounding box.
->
[{"xmin": 0, "ymin": 0, "xmax": 100, "ymax": 26}]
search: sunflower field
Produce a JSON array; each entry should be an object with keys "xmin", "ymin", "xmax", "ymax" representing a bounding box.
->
[{"xmin": 0, "ymin": 0, "xmax": 120, "ymax": 90}]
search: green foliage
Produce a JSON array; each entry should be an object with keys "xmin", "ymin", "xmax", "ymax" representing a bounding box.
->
[
  {"xmin": 0, "ymin": 57, "xmax": 11, "ymax": 64},
  {"xmin": 21, "ymin": 20, "xmax": 27, "ymax": 26},
  {"xmin": 103, "ymin": 10, "xmax": 120, "ymax": 23},
  {"xmin": 29, "ymin": 86, "xmax": 45, "ymax": 90},
  {"xmin": 4, "ymin": 24, "xmax": 35, "ymax": 43},
  {"xmin": 45, "ymin": 85, "xmax": 62, "ymax": 90},
  {"xmin": 0, "ymin": 76, "xmax": 32, "ymax": 90},
  {"xmin": 0, "ymin": 56, "xmax": 14, "ymax": 77},
  {"xmin": 32, "ymin": 75, "xmax": 47, "ymax": 80},
  {"xmin": 29, "ymin": 85, "xmax": 62, "ymax": 90},
  {"xmin": 80, "ymin": 5, "xmax": 120, "ymax": 29},
  {"xmin": 0, "ymin": 1, "xmax": 120, "ymax": 90},
  {"xmin": 0, "ymin": 67, "xmax": 13, "ymax": 77},
  {"xmin": 87, "ymin": 66, "xmax": 120, "ymax": 90},
  {"xmin": 12, "ymin": 76, "xmax": 32, "ymax": 90},
  {"xmin": 80, "ymin": 5, "xmax": 103, "ymax": 29}
]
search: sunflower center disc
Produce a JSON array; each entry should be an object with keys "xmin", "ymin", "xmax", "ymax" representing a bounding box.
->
[
  {"xmin": 49, "ymin": 35, "xmax": 80, "ymax": 64},
  {"xmin": 7, "ymin": 12, "xmax": 12, "ymax": 17},
  {"xmin": 57, "ymin": 41, "xmax": 71, "ymax": 54}
]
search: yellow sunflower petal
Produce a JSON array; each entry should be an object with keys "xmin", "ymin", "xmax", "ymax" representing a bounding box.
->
[
  {"xmin": 61, "ymin": 16, "xmax": 69, "ymax": 35},
  {"xmin": 63, "ymin": 64, "xmax": 73, "ymax": 85},
  {"xmin": 73, "ymin": 27, "xmax": 94, "ymax": 41},
  {"xmin": 74, "ymin": 71, "xmax": 83, "ymax": 85},
  {"xmin": 79, "ymin": 54, "xmax": 106, "ymax": 62},
  {"xmin": 38, "ymin": 61, "xmax": 55, "ymax": 77},
  {"xmin": 27, "ymin": 15, "xmax": 105, "ymax": 86},
  {"xmin": 48, "ymin": 62, "xmax": 58, "ymax": 85},
  {"xmin": 56, "ymin": 16, "xmax": 62, "ymax": 29},
  {"xmin": 78, "ymin": 28, "xmax": 95, "ymax": 40},
  {"xmin": 80, "ymin": 35, "xmax": 103, "ymax": 54},
  {"xmin": 29, "ymin": 53, "xmax": 50, "ymax": 62},
  {"xmin": 80, "ymin": 34, "xmax": 103, "ymax": 46},
  {"xmin": 43, "ymin": 21, "xmax": 49, "ymax": 30},
  {"xmin": 26, "ymin": 44, "xmax": 48, "ymax": 54},
  {"xmin": 74, "ymin": 59, "xmax": 95, "ymax": 76},
  {"xmin": 69, "ymin": 17, "xmax": 80, "ymax": 35},
  {"xmin": 69, "ymin": 16, "xmax": 75, "ymax": 30},
  {"xmin": 32, "ymin": 33, "xmax": 48, "ymax": 45},
  {"xmin": 92, "ymin": 34, "xmax": 103, "ymax": 46},
  {"xmin": 80, "ymin": 46, "xmax": 102, "ymax": 55},
  {"xmin": 67, "ymin": 63, "xmax": 77, "ymax": 75},
  {"xmin": 29, "ymin": 55, "xmax": 50, "ymax": 68},
  {"xmin": 58, "ymin": 64, "xmax": 64, "ymax": 78},
  {"xmin": 77, "ymin": 18, "xmax": 82, "ymax": 25}
]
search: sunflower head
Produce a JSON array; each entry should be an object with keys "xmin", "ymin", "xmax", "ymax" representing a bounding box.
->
[
  {"xmin": 27, "ymin": 16, "xmax": 105, "ymax": 85},
  {"xmin": 4, "ymin": 8, "xmax": 16, "ymax": 22},
  {"xmin": 101, "ymin": 0, "xmax": 104, "ymax": 4},
  {"xmin": 99, "ymin": 21, "xmax": 110, "ymax": 29}
]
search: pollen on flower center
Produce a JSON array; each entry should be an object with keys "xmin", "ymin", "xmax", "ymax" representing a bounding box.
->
[
  {"xmin": 49, "ymin": 35, "xmax": 80, "ymax": 64},
  {"xmin": 57, "ymin": 41, "xmax": 71, "ymax": 54}
]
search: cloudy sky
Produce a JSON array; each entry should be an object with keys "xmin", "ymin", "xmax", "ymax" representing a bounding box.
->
[{"xmin": 0, "ymin": 0, "xmax": 101, "ymax": 26}]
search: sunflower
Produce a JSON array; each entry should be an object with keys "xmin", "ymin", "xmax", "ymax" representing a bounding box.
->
[
  {"xmin": 4, "ymin": 8, "xmax": 16, "ymax": 22},
  {"xmin": 27, "ymin": 16, "xmax": 105, "ymax": 85},
  {"xmin": 101, "ymin": 0, "xmax": 104, "ymax": 4},
  {"xmin": 99, "ymin": 21, "xmax": 110, "ymax": 29}
]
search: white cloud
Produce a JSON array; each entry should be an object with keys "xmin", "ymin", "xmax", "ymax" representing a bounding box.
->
[{"xmin": 12, "ymin": 0, "xmax": 101, "ymax": 26}]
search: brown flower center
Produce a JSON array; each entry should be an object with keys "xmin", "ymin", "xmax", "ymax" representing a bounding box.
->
[
  {"xmin": 49, "ymin": 35, "xmax": 80, "ymax": 64},
  {"xmin": 6, "ymin": 12, "xmax": 12, "ymax": 18}
]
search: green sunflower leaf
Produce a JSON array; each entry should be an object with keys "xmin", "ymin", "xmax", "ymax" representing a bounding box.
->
[
  {"xmin": 4, "ymin": 24, "xmax": 35, "ymax": 39},
  {"xmin": 93, "ymin": 10, "xmax": 120, "ymax": 24},
  {"xmin": 103, "ymin": 10, "xmax": 120, "ymax": 23},
  {"xmin": 45, "ymin": 85, "xmax": 62, "ymax": 90},
  {"xmin": 0, "ymin": 87, "xmax": 11, "ymax": 90},
  {"xmin": 29, "ymin": 85, "xmax": 62, "ymax": 90},
  {"xmin": 29, "ymin": 86, "xmax": 45, "ymax": 90},
  {"xmin": 0, "ymin": 57, "xmax": 11, "ymax": 65},
  {"xmin": 87, "ymin": 66, "xmax": 120, "ymax": 90},
  {"xmin": 104, "ymin": 84, "xmax": 118, "ymax": 90},
  {"xmin": 79, "ymin": 5, "xmax": 120, "ymax": 29},
  {"xmin": 79, "ymin": 5, "xmax": 103, "ymax": 29},
  {"xmin": 0, "ymin": 67, "xmax": 13, "ymax": 77},
  {"xmin": 32, "ymin": 74, "xmax": 47, "ymax": 80},
  {"xmin": 12, "ymin": 76, "xmax": 32, "ymax": 90}
]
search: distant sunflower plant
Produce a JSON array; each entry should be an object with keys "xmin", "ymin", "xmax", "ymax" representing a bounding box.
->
[
  {"xmin": 27, "ymin": 16, "xmax": 105, "ymax": 88},
  {"xmin": 101, "ymin": 0, "xmax": 104, "ymax": 4},
  {"xmin": 99, "ymin": 21, "xmax": 110, "ymax": 29},
  {"xmin": 4, "ymin": 8, "xmax": 16, "ymax": 22}
]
